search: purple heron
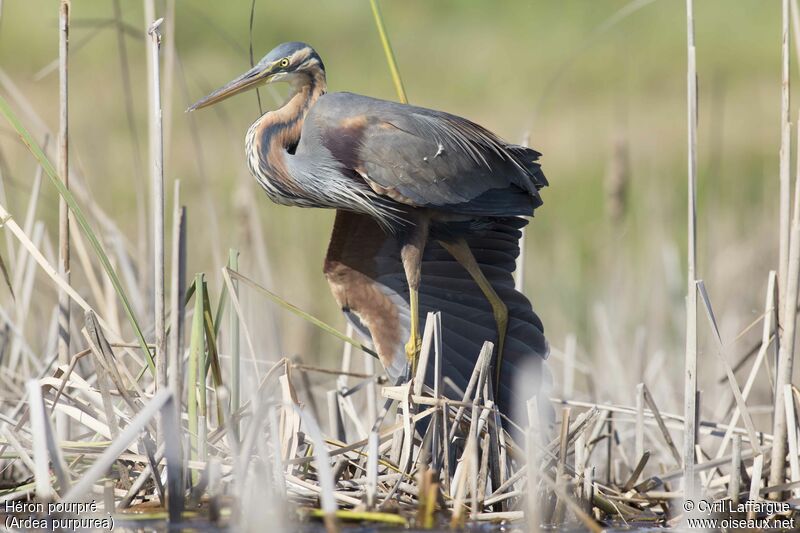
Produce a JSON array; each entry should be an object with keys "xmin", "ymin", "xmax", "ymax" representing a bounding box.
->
[{"xmin": 189, "ymin": 42, "xmax": 549, "ymax": 420}]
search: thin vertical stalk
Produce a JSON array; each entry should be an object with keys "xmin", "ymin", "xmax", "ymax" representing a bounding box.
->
[
  {"xmin": 144, "ymin": 0, "xmax": 156, "ymax": 285},
  {"xmin": 229, "ymin": 248, "xmax": 240, "ymax": 439},
  {"xmin": 248, "ymin": 0, "xmax": 263, "ymax": 115},
  {"xmin": 56, "ymin": 0, "xmax": 70, "ymax": 440},
  {"xmin": 168, "ymin": 181, "xmax": 186, "ymax": 503},
  {"xmin": 368, "ymin": 0, "xmax": 407, "ymax": 104},
  {"xmin": 683, "ymin": 0, "xmax": 698, "ymax": 500},
  {"xmin": 162, "ymin": 0, "xmax": 176, "ymax": 158},
  {"xmin": 729, "ymin": 435, "xmax": 741, "ymax": 504},
  {"xmin": 187, "ymin": 273, "xmax": 204, "ymax": 485},
  {"xmin": 198, "ymin": 281, "xmax": 208, "ymax": 423},
  {"xmin": 515, "ymin": 226, "xmax": 526, "ymax": 292},
  {"xmin": 148, "ymin": 20, "xmax": 167, "ymax": 445},
  {"xmin": 780, "ymin": 0, "xmax": 792, "ymax": 322},
  {"xmin": 770, "ymin": 103, "xmax": 799, "ymax": 493},
  {"xmin": 169, "ymin": 181, "xmax": 186, "ymax": 411},
  {"xmin": 783, "ymin": 383, "xmax": 800, "ymax": 497}
]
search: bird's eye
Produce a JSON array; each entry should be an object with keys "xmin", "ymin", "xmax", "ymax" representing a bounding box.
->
[{"xmin": 280, "ymin": 58, "xmax": 290, "ymax": 68}]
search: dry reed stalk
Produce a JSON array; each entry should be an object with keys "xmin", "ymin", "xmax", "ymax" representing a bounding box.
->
[
  {"xmin": 635, "ymin": 383, "xmax": 644, "ymax": 461},
  {"xmin": 747, "ymin": 454, "xmax": 764, "ymax": 521},
  {"xmin": 83, "ymin": 312, "xmax": 130, "ymax": 490},
  {"xmin": 148, "ymin": 18, "xmax": 167, "ymax": 403},
  {"xmin": 56, "ymin": 0, "xmax": 70, "ymax": 442},
  {"xmin": 683, "ymin": 0, "xmax": 699, "ymax": 500},
  {"xmin": 551, "ymin": 407, "xmax": 570, "ymax": 525},
  {"xmin": 510, "ymin": 467, "xmax": 539, "ymax": 519},
  {"xmin": 0, "ymin": 203, "xmax": 113, "ymax": 339},
  {"xmin": 162, "ymin": 0, "xmax": 176, "ymax": 155},
  {"xmin": 623, "ymin": 450, "xmax": 650, "ymax": 492},
  {"xmin": 327, "ymin": 389, "xmax": 345, "ymax": 442},
  {"xmin": 642, "ymin": 384, "xmax": 681, "ymax": 467},
  {"xmin": 413, "ymin": 312, "xmax": 436, "ymax": 396},
  {"xmin": 538, "ymin": 468, "xmax": 603, "ymax": 533},
  {"xmin": 783, "ymin": 382, "xmax": 800, "ymax": 497},
  {"xmin": 696, "ymin": 281, "xmax": 762, "ymax": 455},
  {"xmin": 62, "ymin": 388, "xmax": 173, "ymax": 503},
  {"xmin": 780, "ymin": 0, "xmax": 792, "ymax": 314},
  {"xmin": 771, "ymin": 106, "xmax": 800, "ymax": 494},
  {"xmin": 729, "ymin": 435, "xmax": 742, "ymax": 503},
  {"xmin": 229, "ymin": 248, "xmax": 240, "ymax": 439},
  {"xmin": 515, "ymin": 225, "xmax": 526, "ymax": 293},
  {"xmin": 143, "ymin": 0, "xmax": 156, "ymax": 275},
  {"xmin": 710, "ymin": 271, "xmax": 776, "ymax": 469},
  {"xmin": 294, "ymin": 406, "xmax": 339, "ymax": 532},
  {"xmin": 168, "ymin": 182, "xmax": 186, "ymax": 424},
  {"xmin": 431, "ymin": 311, "xmax": 442, "ymax": 473},
  {"xmin": 187, "ymin": 273, "xmax": 204, "ymax": 485},
  {"xmin": 27, "ymin": 380, "xmax": 56, "ymax": 499}
]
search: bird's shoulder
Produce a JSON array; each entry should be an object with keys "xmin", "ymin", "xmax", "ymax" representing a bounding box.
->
[
  {"xmin": 310, "ymin": 92, "xmax": 423, "ymax": 122},
  {"xmin": 309, "ymin": 92, "xmax": 499, "ymax": 157}
]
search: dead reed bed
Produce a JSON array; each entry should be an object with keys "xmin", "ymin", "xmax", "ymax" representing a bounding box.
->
[{"xmin": 1, "ymin": 1, "xmax": 800, "ymax": 531}]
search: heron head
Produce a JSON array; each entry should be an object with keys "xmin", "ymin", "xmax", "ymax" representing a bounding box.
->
[{"xmin": 188, "ymin": 42, "xmax": 325, "ymax": 111}]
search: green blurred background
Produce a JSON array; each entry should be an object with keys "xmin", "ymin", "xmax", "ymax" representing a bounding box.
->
[{"xmin": 0, "ymin": 1, "xmax": 789, "ymax": 414}]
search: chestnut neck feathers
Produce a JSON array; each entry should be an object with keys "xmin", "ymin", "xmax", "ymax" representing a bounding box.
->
[{"xmin": 245, "ymin": 69, "xmax": 326, "ymax": 205}]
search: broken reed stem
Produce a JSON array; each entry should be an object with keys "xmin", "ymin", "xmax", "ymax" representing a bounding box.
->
[
  {"xmin": 148, "ymin": 18, "xmax": 167, "ymax": 400},
  {"xmin": 56, "ymin": 0, "xmax": 70, "ymax": 441},
  {"xmin": 683, "ymin": 0, "xmax": 699, "ymax": 500},
  {"xmin": 771, "ymin": 0, "xmax": 795, "ymax": 494}
]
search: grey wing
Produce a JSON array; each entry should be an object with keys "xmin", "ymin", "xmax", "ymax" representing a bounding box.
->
[{"xmin": 309, "ymin": 92, "xmax": 547, "ymax": 216}]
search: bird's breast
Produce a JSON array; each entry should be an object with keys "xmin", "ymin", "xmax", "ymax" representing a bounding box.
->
[{"xmin": 245, "ymin": 119, "xmax": 316, "ymax": 208}]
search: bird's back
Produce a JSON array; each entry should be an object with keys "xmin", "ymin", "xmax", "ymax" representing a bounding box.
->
[{"xmin": 302, "ymin": 92, "xmax": 547, "ymax": 223}]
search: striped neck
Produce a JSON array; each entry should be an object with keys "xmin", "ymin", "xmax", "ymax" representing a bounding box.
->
[
  {"xmin": 245, "ymin": 72, "xmax": 326, "ymax": 204},
  {"xmin": 252, "ymin": 73, "xmax": 324, "ymax": 157}
]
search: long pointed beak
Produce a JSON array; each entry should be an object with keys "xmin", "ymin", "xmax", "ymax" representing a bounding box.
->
[{"xmin": 187, "ymin": 63, "xmax": 271, "ymax": 112}]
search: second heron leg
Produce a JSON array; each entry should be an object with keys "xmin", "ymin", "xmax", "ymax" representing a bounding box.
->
[{"xmin": 438, "ymin": 238, "xmax": 508, "ymax": 391}]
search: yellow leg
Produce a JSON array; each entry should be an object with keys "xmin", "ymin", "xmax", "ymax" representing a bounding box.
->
[
  {"xmin": 439, "ymin": 238, "xmax": 508, "ymax": 391},
  {"xmin": 405, "ymin": 287, "xmax": 421, "ymax": 373},
  {"xmin": 400, "ymin": 217, "xmax": 429, "ymax": 376}
]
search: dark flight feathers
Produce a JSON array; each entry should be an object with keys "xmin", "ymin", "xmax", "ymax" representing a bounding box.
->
[{"xmin": 332, "ymin": 213, "xmax": 550, "ymax": 420}]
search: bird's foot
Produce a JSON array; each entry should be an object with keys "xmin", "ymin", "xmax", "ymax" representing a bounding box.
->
[{"xmin": 405, "ymin": 334, "xmax": 422, "ymax": 375}]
